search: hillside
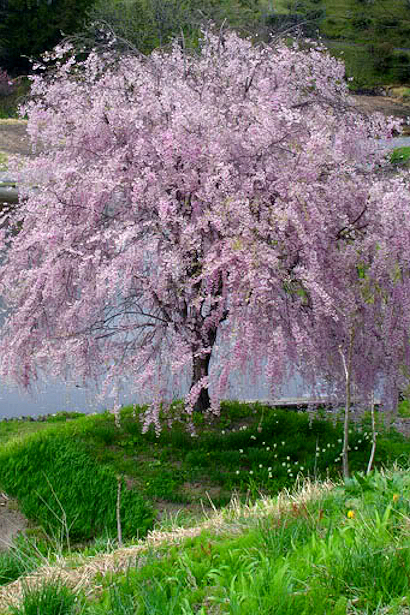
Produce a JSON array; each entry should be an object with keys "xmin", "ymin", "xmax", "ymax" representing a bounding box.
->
[{"xmin": 264, "ymin": 0, "xmax": 410, "ymax": 88}]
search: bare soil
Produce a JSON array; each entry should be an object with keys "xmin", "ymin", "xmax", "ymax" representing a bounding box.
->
[
  {"xmin": 0, "ymin": 119, "xmax": 32, "ymax": 157},
  {"xmin": 0, "ymin": 493, "xmax": 29, "ymax": 552}
]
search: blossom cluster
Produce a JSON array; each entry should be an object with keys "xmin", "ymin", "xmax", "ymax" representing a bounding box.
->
[{"xmin": 0, "ymin": 28, "xmax": 409, "ymax": 431}]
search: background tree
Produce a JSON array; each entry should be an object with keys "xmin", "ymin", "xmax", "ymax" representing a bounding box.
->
[
  {"xmin": 0, "ymin": 0, "xmax": 94, "ymax": 74},
  {"xmin": 83, "ymin": 0, "xmax": 268, "ymax": 56},
  {"xmin": 0, "ymin": 28, "xmax": 407, "ymax": 431}
]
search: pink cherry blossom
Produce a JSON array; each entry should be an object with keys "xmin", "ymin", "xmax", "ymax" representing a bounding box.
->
[{"xmin": 0, "ymin": 28, "xmax": 409, "ymax": 436}]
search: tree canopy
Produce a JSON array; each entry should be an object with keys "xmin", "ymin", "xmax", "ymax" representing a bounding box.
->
[
  {"xmin": 0, "ymin": 28, "xmax": 409, "ymax": 433},
  {"xmin": 0, "ymin": 0, "xmax": 93, "ymax": 73}
]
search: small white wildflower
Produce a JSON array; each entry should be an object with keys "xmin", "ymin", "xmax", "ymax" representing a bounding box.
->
[
  {"xmin": 282, "ymin": 462, "xmax": 286, "ymax": 467},
  {"xmin": 239, "ymin": 449, "xmax": 243, "ymax": 453},
  {"xmin": 281, "ymin": 441, "xmax": 285, "ymax": 446},
  {"xmin": 236, "ymin": 470, "xmax": 240, "ymax": 475},
  {"xmin": 259, "ymin": 464, "xmax": 263, "ymax": 468},
  {"xmin": 268, "ymin": 466, "xmax": 272, "ymax": 471},
  {"xmin": 300, "ymin": 466, "xmax": 304, "ymax": 471},
  {"xmin": 251, "ymin": 435, "xmax": 256, "ymax": 440},
  {"xmin": 266, "ymin": 446, "xmax": 270, "ymax": 451},
  {"xmin": 249, "ymin": 470, "xmax": 253, "ymax": 475},
  {"xmin": 221, "ymin": 430, "xmax": 225, "ymax": 435},
  {"xmin": 286, "ymin": 456, "xmax": 290, "ymax": 460},
  {"xmin": 262, "ymin": 442, "xmax": 266, "ymax": 446},
  {"xmin": 274, "ymin": 454, "xmax": 278, "ymax": 458}
]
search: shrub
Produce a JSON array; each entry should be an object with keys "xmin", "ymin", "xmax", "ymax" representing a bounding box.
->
[
  {"xmin": 390, "ymin": 147, "xmax": 410, "ymax": 165},
  {"xmin": 0, "ymin": 431, "xmax": 155, "ymax": 542},
  {"xmin": 352, "ymin": 15, "xmax": 372, "ymax": 30}
]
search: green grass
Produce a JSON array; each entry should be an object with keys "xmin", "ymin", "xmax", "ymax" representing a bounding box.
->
[
  {"xmin": 0, "ymin": 425, "xmax": 155, "ymax": 545},
  {"xmin": 4, "ymin": 467, "xmax": 406, "ymax": 615},
  {"xmin": 0, "ymin": 534, "xmax": 49, "ymax": 587},
  {"xmin": 83, "ymin": 469, "xmax": 410, "ymax": 614},
  {"xmin": 1, "ymin": 404, "xmax": 410, "ymax": 613},
  {"xmin": 8, "ymin": 580, "xmax": 82, "ymax": 615},
  {"xmin": 0, "ymin": 152, "xmax": 8, "ymax": 170},
  {"xmin": 390, "ymin": 146, "xmax": 410, "ymax": 164},
  {"xmin": 0, "ymin": 401, "xmax": 409, "ymax": 542}
]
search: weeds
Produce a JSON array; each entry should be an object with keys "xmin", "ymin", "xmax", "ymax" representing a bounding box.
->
[
  {"xmin": 0, "ymin": 535, "xmax": 47, "ymax": 587},
  {"xmin": 0, "ymin": 429, "xmax": 154, "ymax": 543},
  {"xmin": 8, "ymin": 579, "xmax": 80, "ymax": 615},
  {"xmin": 83, "ymin": 468, "xmax": 410, "ymax": 614}
]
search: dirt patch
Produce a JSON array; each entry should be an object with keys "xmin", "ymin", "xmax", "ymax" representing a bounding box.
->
[
  {"xmin": 153, "ymin": 499, "xmax": 212, "ymax": 524},
  {"xmin": 0, "ymin": 119, "xmax": 32, "ymax": 157},
  {"xmin": 0, "ymin": 493, "xmax": 29, "ymax": 551}
]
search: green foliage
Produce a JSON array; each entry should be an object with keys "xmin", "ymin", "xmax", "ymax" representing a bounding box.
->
[
  {"xmin": 2, "ymin": 408, "xmax": 410, "ymax": 612},
  {"xmin": 0, "ymin": 0, "xmax": 95, "ymax": 74},
  {"xmin": 0, "ymin": 76, "xmax": 30, "ymax": 118},
  {"xmin": 2, "ymin": 402, "xmax": 410, "ymax": 551},
  {"xmin": 84, "ymin": 0, "xmax": 265, "ymax": 57},
  {"xmin": 86, "ymin": 468, "xmax": 410, "ymax": 614},
  {"xmin": 390, "ymin": 146, "xmax": 410, "ymax": 165},
  {"xmin": 0, "ymin": 429, "xmax": 154, "ymax": 542},
  {"xmin": 8, "ymin": 580, "xmax": 80, "ymax": 615},
  {"xmin": 0, "ymin": 534, "xmax": 47, "ymax": 586}
]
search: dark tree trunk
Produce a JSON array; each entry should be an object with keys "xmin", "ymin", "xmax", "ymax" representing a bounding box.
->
[
  {"xmin": 191, "ymin": 322, "xmax": 218, "ymax": 413},
  {"xmin": 192, "ymin": 353, "xmax": 211, "ymax": 413}
]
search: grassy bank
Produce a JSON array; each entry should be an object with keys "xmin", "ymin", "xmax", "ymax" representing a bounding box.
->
[
  {"xmin": 2, "ymin": 465, "xmax": 410, "ymax": 613},
  {"xmin": 2, "ymin": 401, "xmax": 409, "ymax": 523},
  {"xmin": 270, "ymin": 0, "xmax": 410, "ymax": 88},
  {"xmin": 1, "ymin": 402, "xmax": 410, "ymax": 612}
]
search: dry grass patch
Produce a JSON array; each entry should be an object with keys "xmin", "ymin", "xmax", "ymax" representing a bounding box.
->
[{"xmin": 0, "ymin": 478, "xmax": 334, "ymax": 610}]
